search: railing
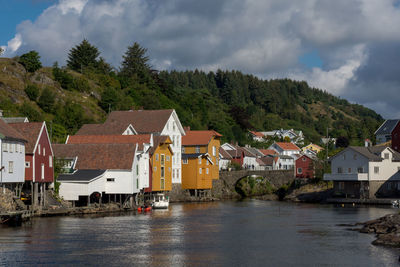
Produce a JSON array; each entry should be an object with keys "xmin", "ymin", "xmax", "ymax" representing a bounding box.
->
[{"xmin": 323, "ymin": 173, "xmax": 368, "ymax": 181}]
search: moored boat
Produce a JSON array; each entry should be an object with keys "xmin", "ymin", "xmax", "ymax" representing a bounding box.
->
[{"xmin": 152, "ymin": 193, "xmax": 169, "ymax": 209}]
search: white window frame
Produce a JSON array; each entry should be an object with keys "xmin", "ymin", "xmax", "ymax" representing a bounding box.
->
[
  {"xmin": 9, "ymin": 161, "xmax": 14, "ymax": 173},
  {"xmin": 25, "ymin": 161, "xmax": 30, "ymax": 168},
  {"xmin": 49, "ymin": 156, "xmax": 53, "ymax": 168}
]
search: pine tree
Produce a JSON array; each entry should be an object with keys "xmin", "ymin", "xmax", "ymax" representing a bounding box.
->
[
  {"xmin": 19, "ymin": 51, "xmax": 42, "ymax": 72},
  {"xmin": 67, "ymin": 39, "xmax": 100, "ymax": 72},
  {"xmin": 120, "ymin": 42, "xmax": 150, "ymax": 80}
]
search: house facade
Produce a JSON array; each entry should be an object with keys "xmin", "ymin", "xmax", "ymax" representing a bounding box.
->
[
  {"xmin": 148, "ymin": 136, "xmax": 173, "ymax": 192},
  {"xmin": 181, "ymin": 153, "xmax": 214, "ymax": 190},
  {"xmin": 324, "ymin": 146, "xmax": 400, "ymax": 198},
  {"xmin": 105, "ymin": 109, "xmax": 185, "ymax": 184},
  {"xmin": 219, "ymin": 147, "xmax": 232, "ymax": 170},
  {"xmin": 9, "ymin": 122, "xmax": 54, "ymax": 206},
  {"xmin": 269, "ymin": 142, "xmax": 301, "ymax": 156},
  {"xmin": 295, "ymin": 154, "xmax": 315, "ymax": 178},
  {"xmin": 0, "ymin": 119, "xmax": 26, "ymax": 193}
]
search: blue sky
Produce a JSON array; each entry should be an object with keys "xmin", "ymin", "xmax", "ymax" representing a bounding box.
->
[
  {"xmin": 2, "ymin": 0, "xmax": 400, "ymax": 118},
  {"xmin": 0, "ymin": 0, "xmax": 54, "ymax": 45}
]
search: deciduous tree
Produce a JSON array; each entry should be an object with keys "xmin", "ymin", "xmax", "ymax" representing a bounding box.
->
[{"xmin": 19, "ymin": 51, "xmax": 42, "ymax": 72}]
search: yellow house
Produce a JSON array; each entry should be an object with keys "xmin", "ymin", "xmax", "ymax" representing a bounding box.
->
[
  {"xmin": 149, "ymin": 136, "xmax": 173, "ymax": 192},
  {"xmin": 302, "ymin": 143, "xmax": 324, "ymax": 154},
  {"xmin": 181, "ymin": 153, "xmax": 214, "ymax": 190}
]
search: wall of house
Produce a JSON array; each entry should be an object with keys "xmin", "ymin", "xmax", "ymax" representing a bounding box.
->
[
  {"xmin": 243, "ymin": 156, "xmax": 258, "ymax": 169},
  {"xmin": 161, "ymin": 113, "xmax": 183, "ymax": 184},
  {"xmin": 219, "ymin": 158, "xmax": 230, "ymax": 170},
  {"xmin": 137, "ymin": 151, "xmax": 150, "ymax": 190},
  {"xmin": 392, "ymin": 123, "xmax": 400, "ymax": 152},
  {"xmin": 151, "ymin": 143, "xmax": 172, "ymax": 191},
  {"xmin": 296, "ymin": 156, "xmax": 314, "ymax": 178},
  {"xmin": 182, "ymin": 157, "xmax": 213, "ymax": 190},
  {"xmin": 25, "ymin": 154, "xmax": 33, "ymax": 181},
  {"xmin": 183, "ymin": 145, "xmax": 207, "ymax": 154},
  {"xmin": 330, "ymin": 149, "xmax": 369, "ymax": 175},
  {"xmin": 33, "ymin": 128, "xmax": 54, "ymax": 183},
  {"xmin": 1, "ymin": 140, "xmax": 25, "ymax": 183},
  {"xmin": 367, "ymin": 149, "xmax": 400, "ymax": 181},
  {"xmin": 105, "ymin": 170, "xmax": 136, "ymax": 194},
  {"xmin": 59, "ymin": 182, "xmax": 89, "ymax": 201},
  {"xmin": 207, "ymin": 137, "xmax": 220, "ymax": 180}
]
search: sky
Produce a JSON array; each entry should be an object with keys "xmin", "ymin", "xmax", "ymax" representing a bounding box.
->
[{"xmin": 1, "ymin": 0, "xmax": 400, "ymax": 119}]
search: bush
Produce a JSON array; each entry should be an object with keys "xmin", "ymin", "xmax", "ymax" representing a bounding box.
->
[
  {"xmin": 19, "ymin": 51, "xmax": 42, "ymax": 72},
  {"xmin": 38, "ymin": 87, "xmax": 55, "ymax": 113},
  {"xmin": 24, "ymin": 84, "xmax": 40, "ymax": 101},
  {"xmin": 53, "ymin": 65, "xmax": 74, "ymax": 90},
  {"xmin": 73, "ymin": 77, "xmax": 90, "ymax": 92},
  {"xmin": 18, "ymin": 101, "xmax": 43, "ymax": 121}
]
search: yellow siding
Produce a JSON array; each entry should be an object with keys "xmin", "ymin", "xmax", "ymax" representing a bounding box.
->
[
  {"xmin": 183, "ymin": 146, "xmax": 207, "ymax": 154},
  {"xmin": 181, "ymin": 156, "xmax": 213, "ymax": 190},
  {"xmin": 151, "ymin": 144, "xmax": 173, "ymax": 191}
]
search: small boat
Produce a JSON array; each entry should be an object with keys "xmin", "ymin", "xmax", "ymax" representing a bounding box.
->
[
  {"xmin": 152, "ymin": 193, "xmax": 169, "ymax": 209},
  {"xmin": 392, "ymin": 200, "xmax": 400, "ymax": 207},
  {"xmin": 137, "ymin": 206, "xmax": 152, "ymax": 212}
]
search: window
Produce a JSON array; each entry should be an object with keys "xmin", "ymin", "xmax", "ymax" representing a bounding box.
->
[
  {"xmin": 107, "ymin": 178, "xmax": 115, "ymax": 182},
  {"xmin": 161, "ymin": 178, "xmax": 165, "ymax": 190},
  {"xmin": 161, "ymin": 154, "xmax": 165, "ymax": 165},
  {"xmin": 10, "ymin": 144, "xmax": 13, "ymax": 153},
  {"xmin": 206, "ymin": 168, "xmax": 209, "ymax": 174},
  {"xmin": 43, "ymin": 147, "xmax": 46, "ymax": 156},
  {"xmin": 41, "ymin": 164, "xmax": 44, "ymax": 179},
  {"xmin": 173, "ymin": 122, "xmax": 176, "ymax": 131},
  {"xmin": 137, "ymin": 179, "xmax": 139, "ymax": 189},
  {"xmin": 206, "ymin": 160, "xmax": 209, "ymax": 165},
  {"xmin": 9, "ymin": 161, "xmax": 13, "ymax": 173},
  {"xmin": 338, "ymin": 167, "xmax": 343, "ymax": 174},
  {"xmin": 166, "ymin": 155, "xmax": 170, "ymax": 161},
  {"xmin": 49, "ymin": 156, "xmax": 53, "ymax": 168},
  {"xmin": 15, "ymin": 144, "xmax": 18, "ymax": 153},
  {"xmin": 348, "ymin": 168, "xmax": 351, "ymax": 173},
  {"xmin": 196, "ymin": 146, "xmax": 200, "ymax": 153},
  {"xmin": 357, "ymin": 167, "xmax": 363, "ymax": 173},
  {"xmin": 384, "ymin": 153, "xmax": 389, "ymax": 159},
  {"xmin": 154, "ymin": 166, "xmax": 157, "ymax": 172},
  {"xmin": 155, "ymin": 154, "xmax": 159, "ymax": 161},
  {"xmin": 298, "ymin": 168, "xmax": 302, "ymax": 174},
  {"xmin": 198, "ymin": 157, "xmax": 202, "ymax": 164},
  {"xmin": 168, "ymin": 167, "xmax": 171, "ymax": 172},
  {"xmin": 2, "ymin": 143, "xmax": 7, "ymax": 152},
  {"xmin": 302, "ymin": 157, "xmax": 306, "ymax": 161},
  {"xmin": 161, "ymin": 167, "xmax": 165, "ymax": 178},
  {"xmin": 199, "ymin": 168, "xmax": 202, "ymax": 174},
  {"xmin": 183, "ymin": 159, "xmax": 188, "ymax": 164},
  {"xmin": 182, "ymin": 147, "xmax": 185, "ymax": 153},
  {"xmin": 177, "ymin": 169, "xmax": 180, "ymax": 179},
  {"xmin": 38, "ymin": 144, "xmax": 41, "ymax": 155},
  {"xmin": 25, "ymin": 162, "xmax": 30, "ymax": 168},
  {"xmin": 212, "ymin": 146, "xmax": 216, "ymax": 156},
  {"xmin": 173, "ymin": 169, "xmax": 176, "ymax": 179},
  {"xmin": 136, "ymin": 165, "xmax": 139, "ymax": 175},
  {"xmin": 374, "ymin": 166, "xmax": 379, "ymax": 174}
]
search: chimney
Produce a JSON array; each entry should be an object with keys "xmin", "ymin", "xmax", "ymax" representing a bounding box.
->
[
  {"xmin": 365, "ymin": 139, "xmax": 371, "ymax": 147},
  {"xmin": 184, "ymin": 126, "xmax": 191, "ymax": 132}
]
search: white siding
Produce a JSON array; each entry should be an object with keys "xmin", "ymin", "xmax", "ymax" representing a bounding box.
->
[{"xmin": 0, "ymin": 140, "xmax": 25, "ymax": 183}]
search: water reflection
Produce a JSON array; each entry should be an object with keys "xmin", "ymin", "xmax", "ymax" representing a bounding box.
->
[{"xmin": 0, "ymin": 200, "xmax": 399, "ymax": 266}]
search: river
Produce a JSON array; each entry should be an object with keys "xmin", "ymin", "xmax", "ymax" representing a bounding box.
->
[{"xmin": 0, "ymin": 200, "xmax": 399, "ymax": 266}]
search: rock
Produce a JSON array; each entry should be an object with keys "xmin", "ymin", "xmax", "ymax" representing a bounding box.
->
[{"xmin": 359, "ymin": 213, "xmax": 400, "ymax": 247}]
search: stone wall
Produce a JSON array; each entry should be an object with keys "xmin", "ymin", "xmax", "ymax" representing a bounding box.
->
[{"xmin": 0, "ymin": 188, "xmax": 17, "ymax": 212}]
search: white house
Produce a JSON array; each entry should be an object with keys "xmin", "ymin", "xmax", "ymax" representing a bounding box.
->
[
  {"xmin": 54, "ymin": 143, "xmax": 140, "ymax": 206},
  {"xmin": 0, "ymin": 119, "xmax": 26, "ymax": 194},
  {"xmin": 269, "ymin": 142, "xmax": 301, "ymax": 157},
  {"xmin": 219, "ymin": 147, "xmax": 232, "ymax": 170},
  {"xmin": 105, "ymin": 109, "xmax": 185, "ymax": 184},
  {"xmin": 324, "ymin": 146, "xmax": 400, "ymax": 199},
  {"xmin": 262, "ymin": 129, "xmax": 304, "ymax": 145}
]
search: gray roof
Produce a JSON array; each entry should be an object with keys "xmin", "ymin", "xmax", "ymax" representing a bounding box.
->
[
  {"xmin": 1, "ymin": 117, "xmax": 29, "ymax": 123},
  {"xmin": 182, "ymin": 153, "xmax": 204, "ymax": 159},
  {"xmin": 58, "ymin": 169, "xmax": 106, "ymax": 182},
  {"xmin": 333, "ymin": 146, "xmax": 400, "ymax": 162},
  {"xmin": 278, "ymin": 155, "xmax": 294, "ymax": 159},
  {"xmin": 243, "ymin": 147, "xmax": 264, "ymax": 157},
  {"xmin": 375, "ymin": 120, "xmax": 400, "ymax": 135}
]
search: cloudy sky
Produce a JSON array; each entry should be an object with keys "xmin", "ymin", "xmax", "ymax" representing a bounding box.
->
[{"xmin": 1, "ymin": 0, "xmax": 400, "ymax": 119}]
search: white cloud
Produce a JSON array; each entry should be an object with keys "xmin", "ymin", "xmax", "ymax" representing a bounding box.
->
[{"xmin": 3, "ymin": 0, "xmax": 400, "ymax": 117}]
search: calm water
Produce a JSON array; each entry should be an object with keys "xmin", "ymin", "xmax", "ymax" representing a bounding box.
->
[{"xmin": 0, "ymin": 200, "xmax": 399, "ymax": 266}]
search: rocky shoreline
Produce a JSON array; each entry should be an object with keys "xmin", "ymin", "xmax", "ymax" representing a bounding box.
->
[{"xmin": 357, "ymin": 213, "xmax": 400, "ymax": 247}]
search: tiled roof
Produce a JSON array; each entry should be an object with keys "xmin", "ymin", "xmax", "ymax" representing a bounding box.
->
[
  {"xmin": 105, "ymin": 109, "xmax": 174, "ymax": 134},
  {"xmin": 258, "ymin": 156, "xmax": 274, "ymax": 166},
  {"xmin": 182, "ymin": 130, "xmax": 222, "ymax": 146},
  {"xmin": 8, "ymin": 122, "xmax": 43, "ymax": 153},
  {"xmin": 75, "ymin": 122, "xmax": 133, "ymax": 135},
  {"xmin": 67, "ymin": 134, "xmax": 151, "ymax": 150},
  {"xmin": 219, "ymin": 147, "xmax": 232, "ymax": 159},
  {"xmin": 58, "ymin": 169, "xmax": 106, "ymax": 182},
  {"xmin": 333, "ymin": 146, "xmax": 400, "ymax": 162},
  {"xmin": 243, "ymin": 147, "xmax": 264, "ymax": 157},
  {"xmin": 0, "ymin": 119, "xmax": 27, "ymax": 142},
  {"xmin": 53, "ymin": 143, "xmax": 136, "ymax": 170},
  {"xmin": 250, "ymin": 131, "xmax": 264, "ymax": 137},
  {"xmin": 2, "ymin": 117, "xmax": 29, "ymax": 123},
  {"xmin": 275, "ymin": 142, "xmax": 300, "ymax": 151},
  {"xmin": 259, "ymin": 149, "xmax": 277, "ymax": 156},
  {"xmin": 375, "ymin": 120, "xmax": 400, "ymax": 135}
]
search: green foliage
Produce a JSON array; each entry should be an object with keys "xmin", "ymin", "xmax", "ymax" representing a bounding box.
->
[
  {"xmin": 235, "ymin": 176, "xmax": 275, "ymax": 197},
  {"xmin": 67, "ymin": 39, "xmax": 100, "ymax": 72},
  {"xmin": 100, "ymin": 87, "xmax": 120, "ymax": 112},
  {"xmin": 53, "ymin": 63, "xmax": 74, "ymax": 90},
  {"xmin": 50, "ymin": 123, "xmax": 67, "ymax": 143},
  {"xmin": 227, "ymin": 161, "xmax": 242, "ymax": 171},
  {"xmin": 54, "ymin": 101, "xmax": 86, "ymax": 133},
  {"xmin": 120, "ymin": 42, "xmax": 150, "ymax": 82},
  {"xmin": 73, "ymin": 76, "xmax": 90, "ymax": 92},
  {"xmin": 24, "ymin": 84, "xmax": 40, "ymax": 101},
  {"xmin": 18, "ymin": 101, "xmax": 43, "ymax": 121},
  {"xmin": 19, "ymin": 50, "xmax": 42, "ymax": 72},
  {"xmin": 38, "ymin": 87, "xmax": 55, "ymax": 113}
]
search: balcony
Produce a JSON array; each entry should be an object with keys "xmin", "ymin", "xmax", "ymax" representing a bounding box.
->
[{"xmin": 323, "ymin": 173, "xmax": 368, "ymax": 181}]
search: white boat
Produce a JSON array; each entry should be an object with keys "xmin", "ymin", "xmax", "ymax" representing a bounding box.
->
[{"xmin": 152, "ymin": 193, "xmax": 169, "ymax": 209}]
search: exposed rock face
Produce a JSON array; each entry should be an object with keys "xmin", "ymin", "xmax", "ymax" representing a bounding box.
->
[
  {"xmin": 0, "ymin": 188, "xmax": 17, "ymax": 212},
  {"xmin": 359, "ymin": 213, "xmax": 400, "ymax": 247}
]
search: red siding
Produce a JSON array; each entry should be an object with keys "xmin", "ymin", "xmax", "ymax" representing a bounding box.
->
[
  {"xmin": 392, "ymin": 122, "xmax": 400, "ymax": 153},
  {"xmin": 295, "ymin": 155, "xmax": 314, "ymax": 178},
  {"xmin": 33, "ymin": 126, "xmax": 54, "ymax": 183},
  {"xmin": 25, "ymin": 154, "xmax": 33, "ymax": 181}
]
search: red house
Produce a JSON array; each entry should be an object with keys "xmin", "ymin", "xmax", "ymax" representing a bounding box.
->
[
  {"xmin": 9, "ymin": 122, "xmax": 54, "ymax": 206},
  {"xmin": 295, "ymin": 154, "xmax": 315, "ymax": 178},
  {"xmin": 392, "ymin": 122, "xmax": 400, "ymax": 153}
]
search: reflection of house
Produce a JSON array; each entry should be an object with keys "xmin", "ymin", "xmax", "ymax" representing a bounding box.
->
[
  {"xmin": 324, "ymin": 146, "xmax": 400, "ymax": 199},
  {"xmin": 375, "ymin": 119, "xmax": 400, "ymax": 145}
]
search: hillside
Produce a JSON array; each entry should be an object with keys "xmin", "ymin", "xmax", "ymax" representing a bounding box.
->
[{"xmin": 0, "ymin": 56, "xmax": 383, "ymax": 145}]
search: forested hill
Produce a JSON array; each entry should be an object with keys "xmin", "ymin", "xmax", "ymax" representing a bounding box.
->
[{"xmin": 0, "ymin": 41, "xmax": 383, "ymax": 145}]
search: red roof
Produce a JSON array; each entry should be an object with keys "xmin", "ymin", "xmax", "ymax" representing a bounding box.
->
[
  {"xmin": 53, "ymin": 143, "xmax": 136, "ymax": 170},
  {"xmin": 105, "ymin": 110, "xmax": 175, "ymax": 134},
  {"xmin": 275, "ymin": 142, "xmax": 300, "ymax": 151},
  {"xmin": 9, "ymin": 122, "xmax": 43, "ymax": 153},
  {"xmin": 67, "ymin": 134, "xmax": 151, "ymax": 151},
  {"xmin": 250, "ymin": 131, "xmax": 264, "ymax": 138},
  {"xmin": 182, "ymin": 130, "xmax": 222, "ymax": 146},
  {"xmin": 0, "ymin": 119, "xmax": 27, "ymax": 142},
  {"xmin": 258, "ymin": 149, "xmax": 277, "ymax": 156}
]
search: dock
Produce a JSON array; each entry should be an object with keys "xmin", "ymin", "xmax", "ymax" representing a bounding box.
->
[
  {"xmin": 327, "ymin": 198, "xmax": 395, "ymax": 205},
  {"xmin": 0, "ymin": 210, "xmax": 33, "ymax": 226}
]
